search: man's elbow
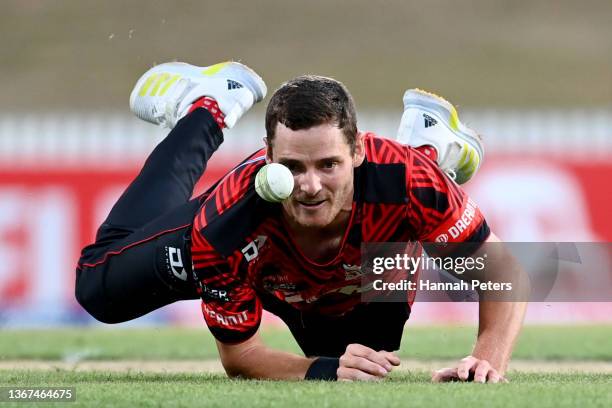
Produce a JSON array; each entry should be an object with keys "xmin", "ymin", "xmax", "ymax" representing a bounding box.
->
[
  {"xmin": 217, "ymin": 338, "xmax": 262, "ymax": 379},
  {"xmin": 220, "ymin": 356, "xmax": 258, "ymax": 379},
  {"xmin": 222, "ymin": 361, "xmax": 247, "ymax": 378}
]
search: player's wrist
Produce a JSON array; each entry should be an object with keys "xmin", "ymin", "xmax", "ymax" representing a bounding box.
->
[{"xmin": 304, "ymin": 357, "xmax": 340, "ymax": 381}]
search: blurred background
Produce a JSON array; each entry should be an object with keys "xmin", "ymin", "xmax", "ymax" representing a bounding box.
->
[{"xmin": 0, "ymin": 0, "xmax": 610, "ymax": 327}]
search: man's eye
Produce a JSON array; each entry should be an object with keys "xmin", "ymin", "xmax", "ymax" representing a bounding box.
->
[
  {"xmin": 322, "ymin": 161, "xmax": 337, "ymax": 169},
  {"xmin": 285, "ymin": 164, "xmax": 301, "ymax": 173}
]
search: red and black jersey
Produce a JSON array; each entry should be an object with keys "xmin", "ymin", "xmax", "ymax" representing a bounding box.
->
[{"xmin": 191, "ymin": 133, "xmax": 490, "ymax": 343}]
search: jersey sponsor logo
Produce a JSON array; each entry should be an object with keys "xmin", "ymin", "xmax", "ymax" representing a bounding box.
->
[
  {"xmin": 435, "ymin": 198, "xmax": 478, "ymax": 241},
  {"xmin": 262, "ymin": 271, "xmax": 299, "ymax": 293},
  {"xmin": 302, "ymin": 282, "xmax": 372, "ymax": 303},
  {"xmin": 261, "ymin": 273, "xmax": 306, "ymax": 303},
  {"xmin": 241, "ymin": 235, "xmax": 268, "ymax": 262},
  {"xmin": 201, "ymin": 284, "xmax": 231, "ymax": 302},
  {"xmin": 435, "ymin": 234, "xmax": 448, "ymax": 243},
  {"xmin": 285, "ymin": 282, "xmax": 372, "ymax": 304},
  {"xmin": 284, "ymin": 294, "xmax": 305, "ymax": 303},
  {"xmin": 327, "ymin": 283, "xmax": 370, "ymax": 297},
  {"xmin": 264, "ymin": 281, "xmax": 298, "ymax": 292},
  {"xmin": 166, "ymin": 246, "xmax": 187, "ymax": 281},
  {"xmin": 202, "ymin": 304, "xmax": 249, "ymax": 327}
]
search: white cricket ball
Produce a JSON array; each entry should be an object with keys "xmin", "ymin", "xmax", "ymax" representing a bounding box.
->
[{"xmin": 255, "ymin": 163, "xmax": 295, "ymax": 202}]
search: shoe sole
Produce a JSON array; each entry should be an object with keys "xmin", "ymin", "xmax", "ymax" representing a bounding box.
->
[
  {"xmin": 129, "ymin": 61, "xmax": 267, "ymax": 116},
  {"xmin": 403, "ymin": 89, "xmax": 484, "ymax": 167}
]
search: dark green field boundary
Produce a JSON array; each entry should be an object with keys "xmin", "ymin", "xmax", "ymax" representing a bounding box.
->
[{"xmin": 1, "ymin": 325, "xmax": 610, "ymax": 361}]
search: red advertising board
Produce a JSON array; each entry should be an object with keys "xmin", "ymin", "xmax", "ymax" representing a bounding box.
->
[{"xmin": 0, "ymin": 154, "xmax": 610, "ymax": 324}]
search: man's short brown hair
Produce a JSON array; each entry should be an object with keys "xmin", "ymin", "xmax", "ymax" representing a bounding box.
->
[{"xmin": 265, "ymin": 75, "xmax": 358, "ymax": 153}]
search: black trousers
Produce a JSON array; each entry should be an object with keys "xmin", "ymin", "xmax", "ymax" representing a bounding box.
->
[{"xmin": 75, "ymin": 109, "xmax": 222, "ymax": 323}]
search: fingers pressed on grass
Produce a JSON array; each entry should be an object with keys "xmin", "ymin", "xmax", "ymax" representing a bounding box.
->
[
  {"xmin": 344, "ymin": 356, "xmax": 388, "ymax": 376},
  {"xmin": 431, "ymin": 367, "xmax": 458, "ymax": 383},
  {"xmin": 337, "ymin": 366, "xmax": 382, "ymax": 382},
  {"xmin": 487, "ymin": 371, "xmax": 501, "ymax": 384},
  {"xmin": 474, "ymin": 360, "xmax": 492, "ymax": 383},
  {"xmin": 379, "ymin": 351, "xmax": 401, "ymax": 367},
  {"xmin": 352, "ymin": 347, "xmax": 393, "ymax": 371},
  {"xmin": 457, "ymin": 356, "xmax": 477, "ymax": 381}
]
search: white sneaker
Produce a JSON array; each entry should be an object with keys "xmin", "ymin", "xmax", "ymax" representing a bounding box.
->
[
  {"xmin": 129, "ymin": 61, "xmax": 267, "ymax": 129},
  {"xmin": 396, "ymin": 89, "xmax": 483, "ymax": 184}
]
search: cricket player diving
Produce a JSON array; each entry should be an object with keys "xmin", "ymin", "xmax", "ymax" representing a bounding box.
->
[{"xmin": 75, "ymin": 61, "xmax": 528, "ymax": 382}]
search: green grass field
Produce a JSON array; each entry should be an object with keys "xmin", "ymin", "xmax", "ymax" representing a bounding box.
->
[
  {"xmin": 1, "ymin": 325, "xmax": 611, "ymax": 407},
  {"xmin": 2, "ymin": 371, "xmax": 609, "ymax": 408},
  {"xmin": 1, "ymin": 325, "xmax": 612, "ymax": 361}
]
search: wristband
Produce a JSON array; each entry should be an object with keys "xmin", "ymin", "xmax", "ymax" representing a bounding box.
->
[{"xmin": 304, "ymin": 357, "xmax": 340, "ymax": 381}]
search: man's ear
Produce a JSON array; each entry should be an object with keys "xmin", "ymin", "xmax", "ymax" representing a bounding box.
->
[
  {"xmin": 353, "ymin": 132, "xmax": 366, "ymax": 167},
  {"xmin": 263, "ymin": 137, "xmax": 272, "ymax": 164}
]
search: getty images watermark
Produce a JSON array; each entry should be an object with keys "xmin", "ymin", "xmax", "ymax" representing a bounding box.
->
[
  {"xmin": 370, "ymin": 252, "xmax": 513, "ymax": 292},
  {"xmin": 359, "ymin": 242, "xmax": 612, "ymax": 303}
]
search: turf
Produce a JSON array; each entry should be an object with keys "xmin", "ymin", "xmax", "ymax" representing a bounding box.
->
[
  {"xmin": 1, "ymin": 371, "xmax": 610, "ymax": 408},
  {"xmin": 1, "ymin": 326, "xmax": 610, "ymax": 407},
  {"xmin": 0, "ymin": 325, "xmax": 610, "ymax": 361}
]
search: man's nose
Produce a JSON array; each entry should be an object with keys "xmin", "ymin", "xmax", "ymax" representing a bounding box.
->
[{"xmin": 298, "ymin": 171, "xmax": 322, "ymax": 196}]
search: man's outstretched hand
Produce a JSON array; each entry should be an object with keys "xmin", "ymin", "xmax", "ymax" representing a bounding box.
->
[
  {"xmin": 337, "ymin": 344, "xmax": 400, "ymax": 381},
  {"xmin": 432, "ymin": 356, "xmax": 507, "ymax": 384}
]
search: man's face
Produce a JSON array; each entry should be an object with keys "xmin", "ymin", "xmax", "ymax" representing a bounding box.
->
[{"xmin": 268, "ymin": 122, "xmax": 364, "ymax": 229}]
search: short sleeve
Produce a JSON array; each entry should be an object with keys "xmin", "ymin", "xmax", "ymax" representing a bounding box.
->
[
  {"xmin": 406, "ymin": 149, "xmax": 490, "ymax": 254},
  {"xmin": 192, "ymin": 227, "xmax": 262, "ymax": 343}
]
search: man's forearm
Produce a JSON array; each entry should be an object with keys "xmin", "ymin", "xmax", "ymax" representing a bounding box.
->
[
  {"xmin": 229, "ymin": 347, "xmax": 313, "ymax": 380},
  {"xmin": 470, "ymin": 234, "xmax": 529, "ymax": 374},
  {"xmin": 472, "ymin": 300, "xmax": 527, "ymax": 374},
  {"xmin": 217, "ymin": 336, "xmax": 314, "ymax": 380}
]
